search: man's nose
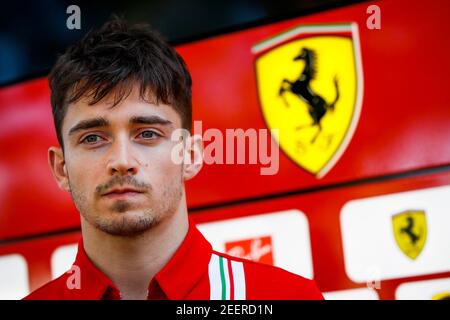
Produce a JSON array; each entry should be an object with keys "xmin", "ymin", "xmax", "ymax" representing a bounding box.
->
[{"xmin": 106, "ymin": 137, "xmax": 139, "ymax": 176}]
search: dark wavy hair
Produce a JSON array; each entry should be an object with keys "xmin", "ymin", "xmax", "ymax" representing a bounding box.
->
[{"xmin": 49, "ymin": 16, "xmax": 192, "ymax": 149}]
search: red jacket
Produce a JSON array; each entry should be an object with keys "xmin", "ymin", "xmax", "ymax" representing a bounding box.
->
[{"xmin": 24, "ymin": 218, "xmax": 324, "ymax": 300}]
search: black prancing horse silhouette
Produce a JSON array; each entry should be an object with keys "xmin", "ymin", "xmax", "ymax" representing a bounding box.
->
[
  {"xmin": 400, "ymin": 216, "xmax": 421, "ymax": 245},
  {"xmin": 279, "ymin": 47, "xmax": 340, "ymax": 144}
]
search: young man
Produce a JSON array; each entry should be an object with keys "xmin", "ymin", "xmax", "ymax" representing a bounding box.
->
[{"xmin": 24, "ymin": 17, "xmax": 324, "ymax": 300}]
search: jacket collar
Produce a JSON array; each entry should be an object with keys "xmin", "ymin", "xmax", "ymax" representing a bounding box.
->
[{"xmin": 69, "ymin": 216, "xmax": 212, "ymax": 299}]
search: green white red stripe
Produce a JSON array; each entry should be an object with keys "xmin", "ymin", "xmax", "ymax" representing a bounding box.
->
[{"xmin": 208, "ymin": 253, "xmax": 246, "ymax": 300}]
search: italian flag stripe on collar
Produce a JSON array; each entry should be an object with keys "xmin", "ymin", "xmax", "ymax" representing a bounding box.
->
[{"xmin": 208, "ymin": 253, "xmax": 246, "ymax": 300}]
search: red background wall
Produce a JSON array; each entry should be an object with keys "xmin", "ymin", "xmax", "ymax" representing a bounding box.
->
[{"xmin": 0, "ymin": 0, "xmax": 449, "ymax": 299}]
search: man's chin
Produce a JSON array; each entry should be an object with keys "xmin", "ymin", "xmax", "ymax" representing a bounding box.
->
[
  {"xmin": 108, "ymin": 199, "xmax": 140, "ymax": 213},
  {"xmin": 94, "ymin": 211, "xmax": 159, "ymax": 237}
]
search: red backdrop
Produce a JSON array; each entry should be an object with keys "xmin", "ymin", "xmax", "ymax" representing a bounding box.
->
[{"xmin": 0, "ymin": 0, "xmax": 449, "ymax": 299}]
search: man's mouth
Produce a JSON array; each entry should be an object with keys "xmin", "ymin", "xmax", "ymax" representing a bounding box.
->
[{"xmin": 102, "ymin": 187, "xmax": 145, "ymax": 199}]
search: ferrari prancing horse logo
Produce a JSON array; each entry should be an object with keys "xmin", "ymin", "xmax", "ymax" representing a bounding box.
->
[
  {"xmin": 253, "ymin": 23, "xmax": 363, "ymax": 178},
  {"xmin": 392, "ymin": 210, "xmax": 428, "ymax": 260}
]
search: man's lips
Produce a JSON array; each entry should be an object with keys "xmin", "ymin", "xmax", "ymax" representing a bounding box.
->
[{"xmin": 102, "ymin": 188, "xmax": 145, "ymax": 199}]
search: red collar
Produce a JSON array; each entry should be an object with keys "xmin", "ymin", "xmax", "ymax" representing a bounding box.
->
[{"xmin": 69, "ymin": 217, "xmax": 212, "ymax": 300}]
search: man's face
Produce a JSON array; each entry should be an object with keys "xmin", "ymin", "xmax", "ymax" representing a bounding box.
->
[{"xmin": 59, "ymin": 85, "xmax": 185, "ymax": 236}]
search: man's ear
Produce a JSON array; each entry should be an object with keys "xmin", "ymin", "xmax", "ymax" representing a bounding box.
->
[
  {"xmin": 183, "ymin": 134, "xmax": 203, "ymax": 181},
  {"xmin": 48, "ymin": 146, "xmax": 71, "ymax": 192}
]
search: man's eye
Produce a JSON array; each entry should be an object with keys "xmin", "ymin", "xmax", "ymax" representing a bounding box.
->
[
  {"xmin": 82, "ymin": 135, "xmax": 103, "ymax": 144},
  {"xmin": 139, "ymin": 130, "xmax": 160, "ymax": 139}
]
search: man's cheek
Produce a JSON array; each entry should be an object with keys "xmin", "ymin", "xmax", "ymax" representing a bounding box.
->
[
  {"xmin": 149, "ymin": 148, "xmax": 179, "ymax": 171},
  {"xmin": 69, "ymin": 164, "xmax": 99, "ymax": 193}
]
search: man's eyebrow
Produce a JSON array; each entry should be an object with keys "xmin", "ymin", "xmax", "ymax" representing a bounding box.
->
[
  {"xmin": 130, "ymin": 115, "xmax": 173, "ymax": 128},
  {"xmin": 68, "ymin": 117, "xmax": 110, "ymax": 136}
]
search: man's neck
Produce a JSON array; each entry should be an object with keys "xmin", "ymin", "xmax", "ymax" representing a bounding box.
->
[{"xmin": 80, "ymin": 210, "xmax": 189, "ymax": 300}]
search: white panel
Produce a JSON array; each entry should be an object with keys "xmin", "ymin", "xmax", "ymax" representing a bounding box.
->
[
  {"xmin": 341, "ymin": 185, "xmax": 450, "ymax": 282},
  {"xmin": 0, "ymin": 254, "xmax": 29, "ymax": 300},
  {"xmin": 396, "ymin": 278, "xmax": 450, "ymax": 300},
  {"xmin": 51, "ymin": 243, "xmax": 78, "ymax": 279},
  {"xmin": 198, "ymin": 210, "xmax": 314, "ymax": 279}
]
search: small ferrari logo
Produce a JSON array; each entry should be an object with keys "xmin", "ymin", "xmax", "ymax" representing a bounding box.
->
[
  {"xmin": 392, "ymin": 210, "xmax": 427, "ymax": 260},
  {"xmin": 432, "ymin": 291, "xmax": 450, "ymax": 300},
  {"xmin": 253, "ymin": 23, "xmax": 363, "ymax": 178}
]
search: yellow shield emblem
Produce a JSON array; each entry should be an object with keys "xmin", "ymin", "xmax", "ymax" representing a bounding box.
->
[
  {"xmin": 392, "ymin": 210, "xmax": 427, "ymax": 260},
  {"xmin": 253, "ymin": 23, "xmax": 363, "ymax": 178},
  {"xmin": 432, "ymin": 292, "xmax": 450, "ymax": 300}
]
